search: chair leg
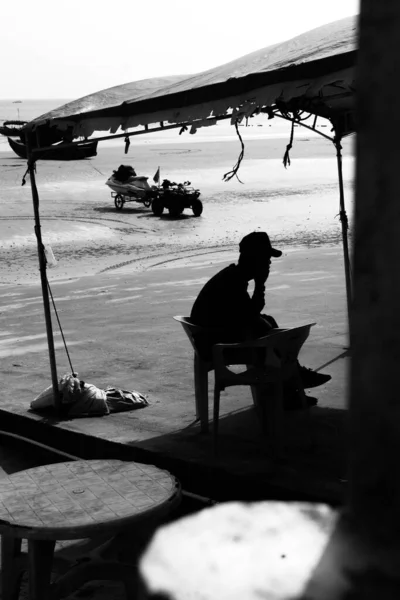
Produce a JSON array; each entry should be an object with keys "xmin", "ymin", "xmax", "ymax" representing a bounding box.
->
[
  {"xmin": 253, "ymin": 380, "xmax": 285, "ymax": 458},
  {"xmin": 28, "ymin": 539, "xmax": 56, "ymax": 600},
  {"xmin": 250, "ymin": 384, "xmax": 259, "ymax": 411},
  {"xmin": 266, "ymin": 380, "xmax": 285, "ymax": 457},
  {"xmin": 293, "ymin": 365, "xmax": 316, "ymax": 449},
  {"xmin": 1, "ymin": 535, "xmax": 23, "ymax": 600},
  {"xmin": 194, "ymin": 354, "xmax": 209, "ymax": 433},
  {"xmin": 213, "ymin": 387, "xmax": 220, "ymax": 457}
]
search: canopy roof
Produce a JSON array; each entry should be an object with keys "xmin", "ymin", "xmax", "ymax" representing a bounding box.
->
[{"xmin": 26, "ymin": 15, "xmax": 357, "ymax": 145}]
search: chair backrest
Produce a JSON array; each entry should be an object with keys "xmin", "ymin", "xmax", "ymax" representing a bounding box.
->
[
  {"xmin": 174, "ymin": 316, "xmax": 315, "ymax": 369},
  {"xmin": 263, "ymin": 324, "xmax": 315, "ymax": 366},
  {"xmin": 173, "ymin": 315, "xmax": 230, "ymax": 352},
  {"xmin": 211, "ymin": 323, "xmax": 316, "ymax": 386}
]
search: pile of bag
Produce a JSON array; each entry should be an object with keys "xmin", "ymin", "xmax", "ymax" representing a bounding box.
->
[{"xmin": 31, "ymin": 373, "xmax": 149, "ymax": 417}]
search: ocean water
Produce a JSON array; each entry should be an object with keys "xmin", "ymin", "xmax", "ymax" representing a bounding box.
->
[{"xmin": 0, "ymin": 99, "xmax": 71, "ymax": 123}]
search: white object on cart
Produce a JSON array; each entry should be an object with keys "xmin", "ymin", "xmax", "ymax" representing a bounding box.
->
[
  {"xmin": 106, "ymin": 175, "xmax": 152, "ymax": 197},
  {"xmin": 105, "ymin": 175, "xmax": 156, "ymax": 210}
]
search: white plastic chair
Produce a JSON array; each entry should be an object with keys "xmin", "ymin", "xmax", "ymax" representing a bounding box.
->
[
  {"xmin": 174, "ymin": 316, "xmax": 315, "ymax": 452},
  {"xmin": 173, "ymin": 316, "xmax": 215, "ymax": 433}
]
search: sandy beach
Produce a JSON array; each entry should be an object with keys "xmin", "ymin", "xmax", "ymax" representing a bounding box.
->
[
  {"xmin": 0, "ymin": 125, "xmax": 354, "ymax": 286},
  {"xmin": 0, "ymin": 126, "xmax": 351, "ymax": 427}
]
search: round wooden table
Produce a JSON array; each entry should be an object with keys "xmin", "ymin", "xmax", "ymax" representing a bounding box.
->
[{"xmin": 0, "ymin": 459, "xmax": 181, "ymax": 600}]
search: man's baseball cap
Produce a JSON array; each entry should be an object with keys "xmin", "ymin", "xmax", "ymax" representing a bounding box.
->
[{"xmin": 239, "ymin": 232, "xmax": 282, "ymax": 258}]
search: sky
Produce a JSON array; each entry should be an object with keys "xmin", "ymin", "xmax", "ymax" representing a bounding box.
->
[{"xmin": 2, "ymin": 0, "xmax": 359, "ymax": 100}]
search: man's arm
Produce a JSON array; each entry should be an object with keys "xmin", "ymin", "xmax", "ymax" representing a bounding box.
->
[{"xmin": 251, "ymin": 279, "xmax": 266, "ymax": 314}]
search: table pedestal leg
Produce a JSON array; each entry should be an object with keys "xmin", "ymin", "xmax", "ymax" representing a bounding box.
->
[
  {"xmin": 28, "ymin": 539, "xmax": 55, "ymax": 600},
  {"xmin": 1, "ymin": 535, "xmax": 23, "ymax": 600}
]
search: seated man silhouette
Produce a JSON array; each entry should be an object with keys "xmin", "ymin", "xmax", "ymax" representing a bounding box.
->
[{"xmin": 190, "ymin": 231, "xmax": 331, "ymax": 409}]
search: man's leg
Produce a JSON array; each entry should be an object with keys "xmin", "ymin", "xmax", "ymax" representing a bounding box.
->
[
  {"xmin": 257, "ymin": 314, "xmax": 321, "ymax": 409},
  {"xmin": 261, "ymin": 314, "xmax": 332, "ymax": 389},
  {"xmin": 297, "ymin": 365, "xmax": 332, "ymax": 388}
]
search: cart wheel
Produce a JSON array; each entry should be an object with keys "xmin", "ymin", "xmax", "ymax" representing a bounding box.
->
[
  {"xmin": 152, "ymin": 198, "xmax": 164, "ymax": 216},
  {"xmin": 114, "ymin": 195, "xmax": 124, "ymax": 210},
  {"xmin": 192, "ymin": 199, "xmax": 203, "ymax": 217}
]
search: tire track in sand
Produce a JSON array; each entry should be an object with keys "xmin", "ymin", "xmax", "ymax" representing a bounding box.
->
[
  {"xmin": 0, "ymin": 215, "xmax": 152, "ymax": 234},
  {"xmin": 99, "ymin": 245, "xmax": 235, "ymax": 273}
]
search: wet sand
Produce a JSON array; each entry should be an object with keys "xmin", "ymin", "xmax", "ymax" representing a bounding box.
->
[{"xmin": 0, "ymin": 133, "xmax": 354, "ymax": 285}]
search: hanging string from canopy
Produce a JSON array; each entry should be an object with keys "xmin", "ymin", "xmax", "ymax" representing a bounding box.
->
[
  {"xmin": 47, "ymin": 278, "xmax": 76, "ymax": 376},
  {"xmin": 283, "ymin": 119, "xmax": 295, "ymax": 168},
  {"xmin": 222, "ymin": 121, "xmax": 245, "ymax": 183}
]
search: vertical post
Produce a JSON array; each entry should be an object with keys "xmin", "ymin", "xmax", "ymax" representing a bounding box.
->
[
  {"xmin": 25, "ymin": 138, "xmax": 61, "ymax": 411},
  {"xmin": 334, "ymin": 136, "xmax": 352, "ymax": 328},
  {"xmin": 349, "ymin": 0, "xmax": 400, "ymax": 536}
]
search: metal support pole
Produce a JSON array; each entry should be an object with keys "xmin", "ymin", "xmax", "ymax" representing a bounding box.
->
[
  {"xmin": 334, "ymin": 136, "xmax": 352, "ymax": 328},
  {"xmin": 25, "ymin": 138, "xmax": 61, "ymax": 410}
]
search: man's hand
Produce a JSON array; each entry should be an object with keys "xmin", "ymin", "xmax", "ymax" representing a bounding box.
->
[
  {"xmin": 254, "ymin": 277, "xmax": 267, "ymax": 290},
  {"xmin": 254, "ymin": 263, "xmax": 270, "ymax": 287},
  {"xmin": 252, "ymin": 262, "xmax": 270, "ymax": 313},
  {"xmin": 252, "ymin": 281, "xmax": 266, "ymax": 312},
  {"xmin": 254, "ymin": 276, "xmax": 267, "ymax": 300}
]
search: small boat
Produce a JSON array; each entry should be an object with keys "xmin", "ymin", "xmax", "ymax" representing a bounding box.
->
[
  {"xmin": 0, "ymin": 120, "xmax": 28, "ymax": 137},
  {"xmin": 7, "ymin": 137, "xmax": 98, "ymax": 160}
]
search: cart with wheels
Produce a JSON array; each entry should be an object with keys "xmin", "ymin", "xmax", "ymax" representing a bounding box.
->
[
  {"xmin": 106, "ymin": 175, "xmax": 157, "ymax": 211},
  {"xmin": 110, "ymin": 189, "xmax": 155, "ymax": 211}
]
